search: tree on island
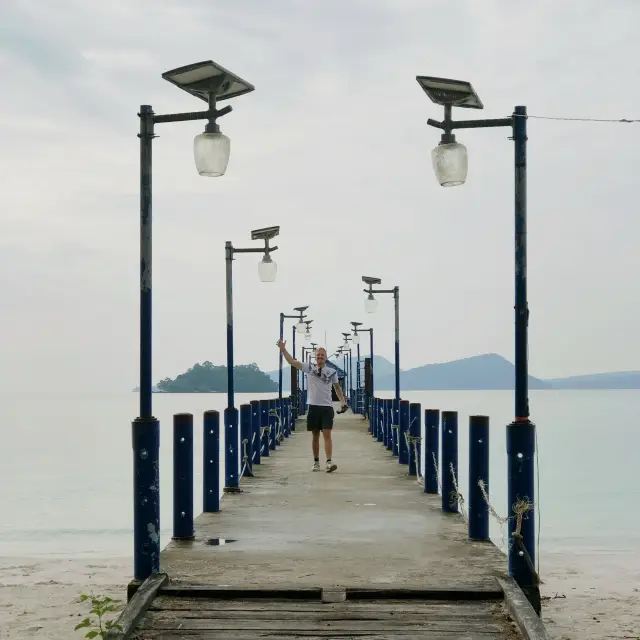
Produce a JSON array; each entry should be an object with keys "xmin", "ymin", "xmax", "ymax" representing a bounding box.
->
[{"xmin": 156, "ymin": 361, "xmax": 277, "ymax": 393}]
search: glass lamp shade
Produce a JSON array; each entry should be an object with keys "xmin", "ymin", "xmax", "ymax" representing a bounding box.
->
[
  {"xmin": 305, "ymin": 331, "xmax": 312, "ymax": 341},
  {"xmin": 193, "ymin": 131, "xmax": 230, "ymax": 177},
  {"xmin": 296, "ymin": 321, "xmax": 306, "ymax": 333},
  {"xmin": 431, "ymin": 141, "xmax": 468, "ymax": 187},
  {"xmin": 365, "ymin": 295, "xmax": 378, "ymax": 314},
  {"xmin": 258, "ymin": 255, "xmax": 277, "ymax": 282},
  {"xmin": 352, "ymin": 333, "xmax": 360, "ymax": 345}
]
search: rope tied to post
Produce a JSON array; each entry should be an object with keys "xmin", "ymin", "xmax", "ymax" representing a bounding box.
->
[
  {"xmin": 432, "ymin": 452, "xmax": 443, "ymax": 494},
  {"xmin": 404, "ymin": 430, "xmax": 423, "ymax": 484},
  {"xmin": 449, "ymin": 462, "xmax": 467, "ymax": 522},
  {"xmin": 476, "ymin": 479, "xmax": 541, "ymax": 584},
  {"xmin": 269, "ymin": 408, "xmax": 284, "ymax": 444},
  {"xmin": 240, "ymin": 437, "xmax": 251, "ymax": 478}
]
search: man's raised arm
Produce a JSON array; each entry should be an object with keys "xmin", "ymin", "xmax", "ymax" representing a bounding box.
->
[{"xmin": 277, "ymin": 339, "xmax": 303, "ymax": 371}]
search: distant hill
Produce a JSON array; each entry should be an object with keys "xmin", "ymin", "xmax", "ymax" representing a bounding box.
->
[
  {"xmin": 374, "ymin": 353, "xmax": 551, "ymax": 390},
  {"xmin": 144, "ymin": 354, "xmax": 640, "ymax": 393},
  {"xmin": 147, "ymin": 362, "xmax": 277, "ymax": 393},
  {"xmin": 545, "ymin": 371, "xmax": 640, "ymax": 389}
]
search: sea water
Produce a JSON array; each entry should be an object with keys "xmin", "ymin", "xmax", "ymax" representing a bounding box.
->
[{"xmin": 0, "ymin": 390, "xmax": 638, "ymax": 563}]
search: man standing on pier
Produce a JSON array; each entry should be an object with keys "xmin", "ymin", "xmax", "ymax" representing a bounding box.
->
[{"xmin": 277, "ymin": 340, "xmax": 348, "ymax": 472}]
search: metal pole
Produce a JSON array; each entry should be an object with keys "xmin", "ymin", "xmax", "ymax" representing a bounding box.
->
[
  {"xmin": 292, "ymin": 326, "xmax": 297, "ymax": 415},
  {"xmin": 279, "ymin": 313, "xmax": 284, "ymax": 403},
  {"xmin": 139, "ymin": 105, "xmax": 154, "ymax": 419},
  {"xmin": 513, "ymin": 105, "xmax": 529, "ymax": 423},
  {"xmin": 224, "ymin": 241, "xmax": 239, "ymax": 492},
  {"xmin": 370, "ymin": 329, "xmax": 375, "ymax": 397},
  {"xmin": 132, "ymin": 104, "xmax": 160, "ymax": 581},
  {"xmin": 356, "ymin": 343, "xmax": 361, "ymax": 412},
  {"xmin": 393, "ymin": 286, "xmax": 400, "ymax": 442},
  {"xmin": 507, "ymin": 104, "xmax": 539, "ymax": 613},
  {"xmin": 225, "ymin": 241, "xmax": 234, "ymax": 410}
]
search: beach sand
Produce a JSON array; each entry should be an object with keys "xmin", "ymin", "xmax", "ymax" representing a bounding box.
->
[{"xmin": 1, "ymin": 552, "xmax": 638, "ymax": 639}]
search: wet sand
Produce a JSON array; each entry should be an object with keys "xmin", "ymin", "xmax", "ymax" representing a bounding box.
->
[{"xmin": 0, "ymin": 551, "xmax": 638, "ymax": 639}]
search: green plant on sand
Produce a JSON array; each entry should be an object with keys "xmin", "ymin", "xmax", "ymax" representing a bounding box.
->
[{"xmin": 74, "ymin": 593, "xmax": 123, "ymax": 638}]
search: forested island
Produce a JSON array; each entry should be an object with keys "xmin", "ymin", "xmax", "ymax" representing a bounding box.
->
[{"xmin": 155, "ymin": 361, "xmax": 277, "ymax": 393}]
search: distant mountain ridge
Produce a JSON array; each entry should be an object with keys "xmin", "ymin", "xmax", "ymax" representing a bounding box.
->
[{"xmin": 268, "ymin": 353, "xmax": 640, "ymax": 390}]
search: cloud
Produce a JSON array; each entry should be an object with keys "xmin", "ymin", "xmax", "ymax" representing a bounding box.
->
[{"xmin": 1, "ymin": 0, "xmax": 639, "ymax": 392}]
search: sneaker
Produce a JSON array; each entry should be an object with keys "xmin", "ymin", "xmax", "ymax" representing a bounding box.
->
[
  {"xmin": 326, "ymin": 460, "xmax": 337, "ymax": 473},
  {"xmin": 312, "ymin": 461, "xmax": 321, "ymax": 472}
]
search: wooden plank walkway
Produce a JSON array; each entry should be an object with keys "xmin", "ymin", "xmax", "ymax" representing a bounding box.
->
[{"xmin": 123, "ymin": 409, "xmax": 548, "ymax": 639}]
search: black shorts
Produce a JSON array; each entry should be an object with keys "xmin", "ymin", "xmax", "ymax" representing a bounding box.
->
[{"xmin": 307, "ymin": 405, "xmax": 334, "ymax": 432}]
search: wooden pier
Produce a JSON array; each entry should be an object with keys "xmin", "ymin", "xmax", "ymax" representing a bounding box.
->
[{"xmin": 117, "ymin": 410, "xmax": 549, "ymax": 639}]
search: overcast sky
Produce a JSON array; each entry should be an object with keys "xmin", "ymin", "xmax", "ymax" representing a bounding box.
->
[{"xmin": 1, "ymin": 0, "xmax": 639, "ymax": 392}]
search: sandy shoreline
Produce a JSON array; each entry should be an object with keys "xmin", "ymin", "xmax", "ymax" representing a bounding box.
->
[{"xmin": 0, "ymin": 552, "xmax": 638, "ymax": 639}]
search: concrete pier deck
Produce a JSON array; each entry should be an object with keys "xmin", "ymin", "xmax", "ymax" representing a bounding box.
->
[{"xmin": 125, "ymin": 410, "xmax": 548, "ymax": 639}]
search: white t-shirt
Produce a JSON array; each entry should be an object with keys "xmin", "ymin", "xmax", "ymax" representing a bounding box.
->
[{"xmin": 300, "ymin": 361, "xmax": 339, "ymax": 407}]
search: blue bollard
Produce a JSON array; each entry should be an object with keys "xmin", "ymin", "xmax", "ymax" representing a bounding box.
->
[
  {"xmin": 224, "ymin": 407, "xmax": 240, "ymax": 493},
  {"xmin": 507, "ymin": 419, "xmax": 537, "ymax": 594},
  {"xmin": 398, "ymin": 400, "xmax": 410, "ymax": 464},
  {"xmin": 289, "ymin": 395, "xmax": 296, "ymax": 432},
  {"xmin": 391, "ymin": 398, "xmax": 399, "ymax": 456},
  {"xmin": 281, "ymin": 398, "xmax": 289, "ymax": 438},
  {"xmin": 203, "ymin": 410, "xmax": 220, "ymax": 512},
  {"xmin": 441, "ymin": 411, "xmax": 459, "ymax": 513},
  {"xmin": 408, "ymin": 403, "xmax": 421, "ymax": 476},
  {"xmin": 240, "ymin": 404, "xmax": 253, "ymax": 478},
  {"xmin": 370, "ymin": 397, "xmax": 376, "ymax": 436},
  {"xmin": 382, "ymin": 399, "xmax": 390, "ymax": 447},
  {"xmin": 469, "ymin": 415, "xmax": 490, "ymax": 541},
  {"xmin": 132, "ymin": 416, "xmax": 160, "ymax": 580},
  {"xmin": 259, "ymin": 399, "xmax": 270, "ymax": 457},
  {"xmin": 250, "ymin": 400, "xmax": 261, "ymax": 465},
  {"xmin": 268, "ymin": 398, "xmax": 277, "ymax": 450},
  {"xmin": 424, "ymin": 409, "xmax": 440, "ymax": 494},
  {"xmin": 172, "ymin": 413, "xmax": 194, "ymax": 540}
]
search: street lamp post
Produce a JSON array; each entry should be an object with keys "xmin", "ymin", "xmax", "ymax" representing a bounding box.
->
[
  {"xmin": 416, "ymin": 75, "xmax": 538, "ymax": 613},
  {"xmin": 352, "ymin": 323, "xmax": 374, "ymax": 419},
  {"xmin": 292, "ymin": 307, "xmax": 309, "ymax": 417},
  {"xmin": 279, "ymin": 306, "xmax": 308, "ymax": 424},
  {"xmin": 362, "ymin": 276, "xmax": 400, "ymax": 446},
  {"xmin": 133, "ymin": 59, "xmax": 254, "ymax": 582},
  {"xmin": 341, "ymin": 333, "xmax": 353, "ymax": 405},
  {"xmin": 224, "ymin": 226, "xmax": 279, "ymax": 493},
  {"xmin": 279, "ymin": 308, "xmax": 307, "ymax": 401},
  {"xmin": 350, "ymin": 322, "xmax": 363, "ymax": 413}
]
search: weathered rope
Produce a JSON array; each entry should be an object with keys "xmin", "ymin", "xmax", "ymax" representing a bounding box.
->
[
  {"xmin": 477, "ymin": 479, "xmax": 540, "ymax": 584},
  {"xmin": 449, "ymin": 462, "xmax": 467, "ymax": 522},
  {"xmin": 432, "ymin": 452, "xmax": 443, "ymax": 494},
  {"xmin": 404, "ymin": 431, "xmax": 423, "ymax": 484},
  {"xmin": 240, "ymin": 437, "xmax": 251, "ymax": 478}
]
